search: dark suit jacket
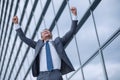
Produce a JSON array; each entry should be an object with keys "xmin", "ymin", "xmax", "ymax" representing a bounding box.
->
[{"xmin": 16, "ymin": 20, "xmax": 78, "ymax": 77}]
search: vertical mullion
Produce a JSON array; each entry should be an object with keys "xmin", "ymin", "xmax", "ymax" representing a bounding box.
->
[
  {"xmin": 49, "ymin": 0, "xmax": 67, "ymax": 32},
  {"xmin": 3, "ymin": 1, "xmax": 30, "ymax": 79},
  {"xmin": 0, "ymin": 0, "xmax": 9, "ymax": 47},
  {"xmin": 1, "ymin": 0, "xmax": 20, "ymax": 79},
  {"xmin": 4, "ymin": 0, "xmax": 29, "ymax": 79},
  {"xmin": 0, "ymin": 0, "xmax": 15, "ymax": 79},
  {"xmin": 39, "ymin": 0, "xmax": 47, "ymax": 28},
  {"xmin": 88, "ymin": 0, "xmax": 108, "ymax": 80},
  {"xmin": 0, "ymin": 0, "xmax": 14, "ymax": 77},
  {"xmin": 0, "ymin": 0, "xmax": 6, "ymax": 61},
  {"xmin": 23, "ymin": 0, "xmax": 34, "ymax": 80},
  {"xmin": 0, "ymin": 1, "xmax": 10, "ymax": 78},
  {"xmin": 36, "ymin": 0, "xmax": 45, "ymax": 39},
  {"xmin": 0, "ymin": 0, "xmax": 5, "ymax": 41},
  {"xmin": 12, "ymin": 0, "xmax": 40, "ymax": 79},
  {"xmin": 67, "ymin": 1, "xmax": 85, "ymax": 80},
  {"xmin": 51, "ymin": 0, "xmax": 60, "ymax": 36},
  {"xmin": 22, "ymin": 0, "xmax": 52, "ymax": 79},
  {"xmin": 0, "ymin": 0, "xmax": 2, "ymax": 29},
  {"xmin": 0, "ymin": 0, "xmax": 10, "ymax": 48},
  {"xmin": 14, "ymin": 4, "xmax": 24, "ymax": 80}
]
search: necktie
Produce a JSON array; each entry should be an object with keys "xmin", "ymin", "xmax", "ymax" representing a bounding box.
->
[{"xmin": 45, "ymin": 41, "xmax": 53, "ymax": 71}]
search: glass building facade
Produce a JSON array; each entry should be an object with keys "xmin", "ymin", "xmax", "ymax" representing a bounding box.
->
[{"xmin": 0, "ymin": 0, "xmax": 120, "ymax": 80}]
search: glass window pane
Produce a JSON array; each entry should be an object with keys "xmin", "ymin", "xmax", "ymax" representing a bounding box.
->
[
  {"xmin": 94, "ymin": 0, "xmax": 120, "ymax": 44},
  {"xmin": 103, "ymin": 35, "xmax": 120, "ymax": 80},
  {"xmin": 52, "ymin": 26, "xmax": 59, "ymax": 40},
  {"xmin": 57, "ymin": 6, "xmax": 71, "ymax": 37},
  {"xmin": 44, "ymin": 2, "xmax": 54, "ymax": 29},
  {"xmin": 76, "ymin": 15, "xmax": 99, "ymax": 64},
  {"xmin": 69, "ymin": 0, "xmax": 89, "ymax": 22},
  {"xmin": 69, "ymin": 69, "xmax": 83, "ymax": 80},
  {"xmin": 83, "ymin": 54, "xmax": 105, "ymax": 80},
  {"xmin": 52, "ymin": 0, "xmax": 63, "ymax": 13},
  {"xmin": 66, "ymin": 38, "xmax": 80, "ymax": 70}
]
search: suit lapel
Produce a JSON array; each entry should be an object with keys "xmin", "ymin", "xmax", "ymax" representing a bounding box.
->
[
  {"xmin": 51, "ymin": 41, "xmax": 63, "ymax": 59},
  {"xmin": 35, "ymin": 40, "xmax": 44, "ymax": 57},
  {"xmin": 51, "ymin": 40, "xmax": 70, "ymax": 66}
]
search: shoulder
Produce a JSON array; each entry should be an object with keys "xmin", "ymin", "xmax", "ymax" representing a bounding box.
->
[
  {"xmin": 54, "ymin": 37, "xmax": 61, "ymax": 41},
  {"xmin": 53, "ymin": 37, "xmax": 62, "ymax": 44},
  {"xmin": 36, "ymin": 39, "xmax": 44, "ymax": 44}
]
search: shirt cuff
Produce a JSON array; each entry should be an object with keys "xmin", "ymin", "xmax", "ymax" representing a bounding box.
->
[
  {"xmin": 72, "ymin": 15, "xmax": 77, "ymax": 20},
  {"xmin": 14, "ymin": 24, "xmax": 21, "ymax": 30}
]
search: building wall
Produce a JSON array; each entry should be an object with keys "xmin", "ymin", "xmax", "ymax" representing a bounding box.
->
[{"xmin": 0, "ymin": 0, "xmax": 120, "ymax": 80}]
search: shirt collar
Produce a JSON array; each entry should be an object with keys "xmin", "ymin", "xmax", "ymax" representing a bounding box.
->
[{"xmin": 44, "ymin": 39, "xmax": 53, "ymax": 43}]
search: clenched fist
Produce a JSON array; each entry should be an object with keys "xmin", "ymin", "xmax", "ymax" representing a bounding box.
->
[
  {"xmin": 12, "ymin": 16, "xmax": 18, "ymax": 24},
  {"xmin": 71, "ymin": 7, "xmax": 77, "ymax": 16}
]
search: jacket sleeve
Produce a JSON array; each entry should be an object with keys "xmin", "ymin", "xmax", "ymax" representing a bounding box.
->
[
  {"xmin": 61, "ymin": 20, "xmax": 78, "ymax": 46},
  {"xmin": 16, "ymin": 28, "xmax": 36, "ymax": 49}
]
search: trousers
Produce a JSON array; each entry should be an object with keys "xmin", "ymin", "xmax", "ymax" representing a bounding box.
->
[{"xmin": 37, "ymin": 69, "xmax": 63, "ymax": 80}]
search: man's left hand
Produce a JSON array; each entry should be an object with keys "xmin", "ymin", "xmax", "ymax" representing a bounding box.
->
[{"xmin": 71, "ymin": 7, "xmax": 77, "ymax": 16}]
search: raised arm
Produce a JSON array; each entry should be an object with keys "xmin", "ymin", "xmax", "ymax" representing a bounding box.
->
[
  {"xmin": 12, "ymin": 16, "xmax": 36, "ymax": 49},
  {"xmin": 61, "ymin": 7, "xmax": 78, "ymax": 46}
]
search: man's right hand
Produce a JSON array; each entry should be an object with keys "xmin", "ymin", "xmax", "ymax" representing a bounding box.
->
[{"xmin": 12, "ymin": 16, "xmax": 18, "ymax": 24}]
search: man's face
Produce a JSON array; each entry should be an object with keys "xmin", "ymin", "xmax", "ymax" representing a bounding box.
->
[{"xmin": 41, "ymin": 29, "xmax": 52, "ymax": 40}]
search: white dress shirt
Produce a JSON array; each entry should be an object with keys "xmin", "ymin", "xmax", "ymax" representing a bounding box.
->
[{"xmin": 39, "ymin": 40, "xmax": 61, "ymax": 71}]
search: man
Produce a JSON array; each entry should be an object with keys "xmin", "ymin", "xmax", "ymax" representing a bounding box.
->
[{"xmin": 13, "ymin": 7, "xmax": 78, "ymax": 80}]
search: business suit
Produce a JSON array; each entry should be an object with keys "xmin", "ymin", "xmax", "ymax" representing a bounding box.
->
[{"xmin": 16, "ymin": 20, "xmax": 77, "ymax": 78}]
